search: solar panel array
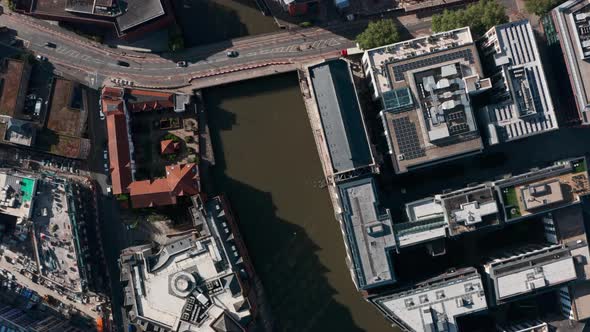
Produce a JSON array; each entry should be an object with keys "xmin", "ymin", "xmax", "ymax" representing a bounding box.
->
[
  {"xmin": 383, "ymin": 87, "xmax": 414, "ymax": 112},
  {"xmin": 392, "ymin": 117, "xmax": 426, "ymax": 160},
  {"xmin": 392, "ymin": 49, "xmax": 475, "ymax": 82},
  {"xmin": 449, "ymin": 123, "xmax": 470, "ymax": 135}
]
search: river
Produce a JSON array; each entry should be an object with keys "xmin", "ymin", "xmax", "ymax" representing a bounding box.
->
[{"xmin": 204, "ymin": 73, "xmax": 396, "ymax": 332}]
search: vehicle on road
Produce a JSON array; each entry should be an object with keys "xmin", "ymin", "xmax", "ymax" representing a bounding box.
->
[
  {"xmin": 35, "ymin": 55, "xmax": 47, "ymax": 61},
  {"xmin": 44, "ymin": 42, "xmax": 56, "ymax": 48},
  {"xmin": 103, "ymin": 163, "xmax": 109, "ymax": 173},
  {"xmin": 176, "ymin": 61, "xmax": 188, "ymax": 67},
  {"xmin": 106, "ymin": 186, "xmax": 112, "ymax": 195},
  {"xmin": 99, "ymin": 110, "xmax": 105, "ymax": 120},
  {"xmin": 103, "ymin": 150, "xmax": 108, "ymax": 160},
  {"xmin": 226, "ymin": 50, "xmax": 239, "ymax": 57},
  {"xmin": 116, "ymin": 60, "xmax": 130, "ymax": 67}
]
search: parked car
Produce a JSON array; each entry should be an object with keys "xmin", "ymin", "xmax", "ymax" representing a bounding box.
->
[
  {"xmin": 116, "ymin": 60, "xmax": 130, "ymax": 67},
  {"xmin": 44, "ymin": 42, "xmax": 57, "ymax": 48},
  {"xmin": 226, "ymin": 50, "xmax": 239, "ymax": 57},
  {"xmin": 35, "ymin": 55, "xmax": 47, "ymax": 61},
  {"xmin": 103, "ymin": 150, "xmax": 108, "ymax": 160},
  {"xmin": 99, "ymin": 110, "xmax": 105, "ymax": 120},
  {"xmin": 176, "ymin": 61, "xmax": 188, "ymax": 67}
]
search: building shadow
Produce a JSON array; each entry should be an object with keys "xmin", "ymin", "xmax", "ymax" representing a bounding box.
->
[{"xmin": 203, "ymin": 74, "xmax": 384, "ymax": 331}]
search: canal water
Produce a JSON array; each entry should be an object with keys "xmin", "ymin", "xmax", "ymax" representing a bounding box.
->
[
  {"xmin": 205, "ymin": 73, "xmax": 396, "ymax": 332},
  {"xmin": 174, "ymin": 0, "xmax": 279, "ymax": 47}
]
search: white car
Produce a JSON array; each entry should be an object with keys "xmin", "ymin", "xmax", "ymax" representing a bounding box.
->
[
  {"xmin": 103, "ymin": 163, "xmax": 109, "ymax": 173},
  {"xmin": 99, "ymin": 110, "xmax": 105, "ymax": 120},
  {"xmin": 103, "ymin": 150, "xmax": 108, "ymax": 160},
  {"xmin": 106, "ymin": 186, "xmax": 112, "ymax": 195}
]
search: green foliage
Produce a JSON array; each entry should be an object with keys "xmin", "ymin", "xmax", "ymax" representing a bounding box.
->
[
  {"xmin": 187, "ymin": 154, "xmax": 199, "ymax": 164},
  {"xmin": 163, "ymin": 133, "xmax": 180, "ymax": 142},
  {"xmin": 116, "ymin": 193, "xmax": 129, "ymax": 201},
  {"xmin": 168, "ymin": 26, "xmax": 185, "ymax": 52},
  {"xmin": 15, "ymin": 53, "xmax": 35, "ymax": 65},
  {"xmin": 166, "ymin": 154, "xmax": 177, "ymax": 161},
  {"xmin": 184, "ymin": 135, "xmax": 194, "ymax": 143},
  {"xmin": 299, "ymin": 21, "xmax": 313, "ymax": 28},
  {"xmin": 431, "ymin": 0, "xmax": 508, "ymax": 36},
  {"xmin": 7, "ymin": 0, "xmax": 15, "ymax": 11},
  {"xmin": 356, "ymin": 19, "xmax": 401, "ymax": 50},
  {"xmin": 524, "ymin": 0, "xmax": 564, "ymax": 16}
]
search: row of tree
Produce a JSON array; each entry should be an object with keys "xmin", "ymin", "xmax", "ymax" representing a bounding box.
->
[{"xmin": 355, "ymin": 0, "xmax": 560, "ymax": 50}]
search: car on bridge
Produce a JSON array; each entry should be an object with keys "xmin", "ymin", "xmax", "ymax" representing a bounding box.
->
[
  {"xmin": 116, "ymin": 60, "xmax": 130, "ymax": 67},
  {"xmin": 226, "ymin": 50, "xmax": 239, "ymax": 58},
  {"xmin": 176, "ymin": 61, "xmax": 188, "ymax": 67}
]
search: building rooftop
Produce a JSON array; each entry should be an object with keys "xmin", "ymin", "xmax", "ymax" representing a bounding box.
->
[
  {"xmin": 308, "ymin": 60, "xmax": 374, "ymax": 174},
  {"xmin": 0, "ymin": 172, "xmax": 36, "ymax": 222},
  {"xmin": 337, "ymin": 177, "xmax": 396, "ymax": 290},
  {"xmin": 120, "ymin": 197, "xmax": 254, "ymax": 332},
  {"xmin": 370, "ymin": 267, "xmax": 487, "ymax": 332},
  {"xmin": 125, "ymin": 88, "xmax": 174, "ymax": 112},
  {"xmin": 480, "ymin": 20, "xmax": 558, "ymax": 144},
  {"xmin": 362, "ymin": 27, "xmax": 485, "ymax": 173},
  {"xmin": 115, "ymin": 0, "xmax": 165, "ymax": 32},
  {"xmin": 47, "ymin": 78, "xmax": 86, "ymax": 137},
  {"xmin": 496, "ymin": 320, "xmax": 549, "ymax": 332},
  {"xmin": 4, "ymin": 117, "xmax": 35, "ymax": 146},
  {"xmin": 554, "ymin": 0, "xmax": 590, "ymax": 124},
  {"xmin": 495, "ymin": 159, "xmax": 590, "ymax": 221},
  {"xmin": 484, "ymin": 244, "xmax": 578, "ymax": 305},
  {"xmin": 396, "ymin": 198, "xmax": 447, "ymax": 248},
  {"xmin": 0, "ymin": 59, "xmax": 31, "ymax": 119},
  {"xmin": 106, "ymin": 109, "xmax": 132, "ymax": 195},
  {"xmin": 128, "ymin": 163, "xmax": 199, "ymax": 208},
  {"xmin": 438, "ymin": 184, "xmax": 501, "ymax": 236}
]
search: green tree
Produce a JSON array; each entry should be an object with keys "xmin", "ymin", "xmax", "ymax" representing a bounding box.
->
[
  {"xmin": 432, "ymin": 0, "xmax": 508, "ymax": 36},
  {"xmin": 524, "ymin": 0, "xmax": 563, "ymax": 16},
  {"xmin": 356, "ymin": 19, "xmax": 401, "ymax": 50}
]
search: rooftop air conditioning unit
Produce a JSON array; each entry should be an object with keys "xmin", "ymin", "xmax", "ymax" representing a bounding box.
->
[{"xmin": 397, "ymin": 154, "xmax": 405, "ymax": 161}]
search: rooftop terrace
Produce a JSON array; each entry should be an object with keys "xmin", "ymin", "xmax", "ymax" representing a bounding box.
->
[{"xmin": 496, "ymin": 159, "xmax": 589, "ymax": 221}]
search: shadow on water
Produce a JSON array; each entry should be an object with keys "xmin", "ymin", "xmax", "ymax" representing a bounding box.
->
[{"xmin": 204, "ymin": 73, "xmax": 394, "ymax": 332}]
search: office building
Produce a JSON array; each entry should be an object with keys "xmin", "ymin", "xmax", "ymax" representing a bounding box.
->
[
  {"xmin": 370, "ymin": 268, "xmax": 488, "ymax": 332},
  {"xmin": 362, "ymin": 27, "xmax": 490, "ymax": 173},
  {"xmin": 554, "ymin": 0, "xmax": 590, "ymax": 124},
  {"xmin": 336, "ymin": 176, "xmax": 397, "ymax": 290},
  {"xmin": 479, "ymin": 20, "xmax": 558, "ymax": 144},
  {"xmin": 308, "ymin": 60, "xmax": 375, "ymax": 178}
]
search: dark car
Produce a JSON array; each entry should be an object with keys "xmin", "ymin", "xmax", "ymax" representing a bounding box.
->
[
  {"xmin": 116, "ymin": 60, "xmax": 130, "ymax": 67},
  {"xmin": 226, "ymin": 50, "xmax": 239, "ymax": 58},
  {"xmin": 45, "ymin": 42, "xmax": 57, "ymax": 48},
  {"xmin": 176, "ymin": 61, "xmax": 188, "ymax": 67}
]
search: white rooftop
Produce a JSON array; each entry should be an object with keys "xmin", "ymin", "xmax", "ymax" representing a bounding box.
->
[
  {"xmin": 372, "ymin": 268, "xmax": 487, "ymax": 332},
  {"xmin": 337, "ymin": 177, "xmax": 397, "ymax": 289},
  {"xmin": 127, "ymin": 235, "xmax": 250, "ymax": 332},
  {"xmin": 482, "ymin": 20, "xmax": 558, "ymax": 144},
  {"xmin": 451, "ymin": 200, "xmax": 498, "ymax": 225},
  {"xmin": 362, "ymin": 27, "xmax": 474, "ymax": 97},
  {"xmin": 485, "ymin": 245, "xmax": 578, "ymax": 303}
]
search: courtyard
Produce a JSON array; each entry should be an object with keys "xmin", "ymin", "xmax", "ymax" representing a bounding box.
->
[{"xmin": 130, "ymin": 109, "xmax": 199, "ymax": 181}]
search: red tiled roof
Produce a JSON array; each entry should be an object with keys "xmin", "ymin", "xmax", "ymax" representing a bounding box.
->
[
  {"xmin": 103, "ymin": 87, "xmax": 124, "ymax": 99},
  {"xmin": 160, "ymin": 139, "xmax": 179, "ymax": 154},
  {"xmin": 106, "ymin": 110, "xmax": 132, "ymax": 195},
  {"xmin": 128, "ymin": 163, "xmax": 198, "ymax": 208},
  {"xmin": 126, "ymin": 88, "xmax": 174, "ymax": 112}
]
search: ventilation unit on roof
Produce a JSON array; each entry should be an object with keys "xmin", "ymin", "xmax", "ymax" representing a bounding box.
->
[{"xmin": 397, "ymin": 154, "xmax": 405, "ymax": 161}]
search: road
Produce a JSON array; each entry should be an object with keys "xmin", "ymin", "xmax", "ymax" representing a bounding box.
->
[{"xmin": 0, "ymin": 11, "xmax": 432, "ymax": 88}]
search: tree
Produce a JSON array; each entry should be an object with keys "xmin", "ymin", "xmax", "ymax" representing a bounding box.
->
[
  {"xmin": 432, "ymin": 0, "xmax": 508, "ymax": 36},
  {"xmin": 356, "ymin": 19, "xmax": 401, "ymax": 50},
  {"xmin": 524, "ymin": 0, "xmax": 562, "ymax": 16}
]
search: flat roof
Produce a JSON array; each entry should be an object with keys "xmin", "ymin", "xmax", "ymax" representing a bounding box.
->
[
  {"xmin": 482, "ymin": 20, "xmax": 558, "ymax": 144},
  {"xmin": 0, "ymin": 172, "xmax": 36, "ymax": 221},
  {"xmin": 0, "ymin": 59, "xmax": 30, "ymax": 119},
  {"xmin": 554, "ymin": 0, "xmax": 590, "ymax": 123},
  {"xmin": 371, "ymin": 268, "xmax": 487, "ymax": 332},
  {"xmin": 121, "ymin": 228, "xmax": 251, "ymax": 331},
  {"xmin": 115, "ymin": 0, "xmax": 165, "ymax": 32},
  {"xmin": 364, "ymin": 28, "xmax": 485, "ymax": 173},
  {"xmin": 337, "ymin": 177, "xmax": 396, "ymax": 289},
  {"xmin": 309, "ymin": 60, "xmax": 373, "ymax": 174},
  {"xmin": 521, "ymin": 179, "xmax": 565, "ymax": 210},
  {"xmin": 485, "ymin": 245, "xmax": 578, "ymax": 303},
  {"xmin": 47, "ymin": 78, "xmax": 86, "ymax": 137},
  {"xmin": 439, "ymin": 185, "xmax": 501, "ymax": 236}
]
